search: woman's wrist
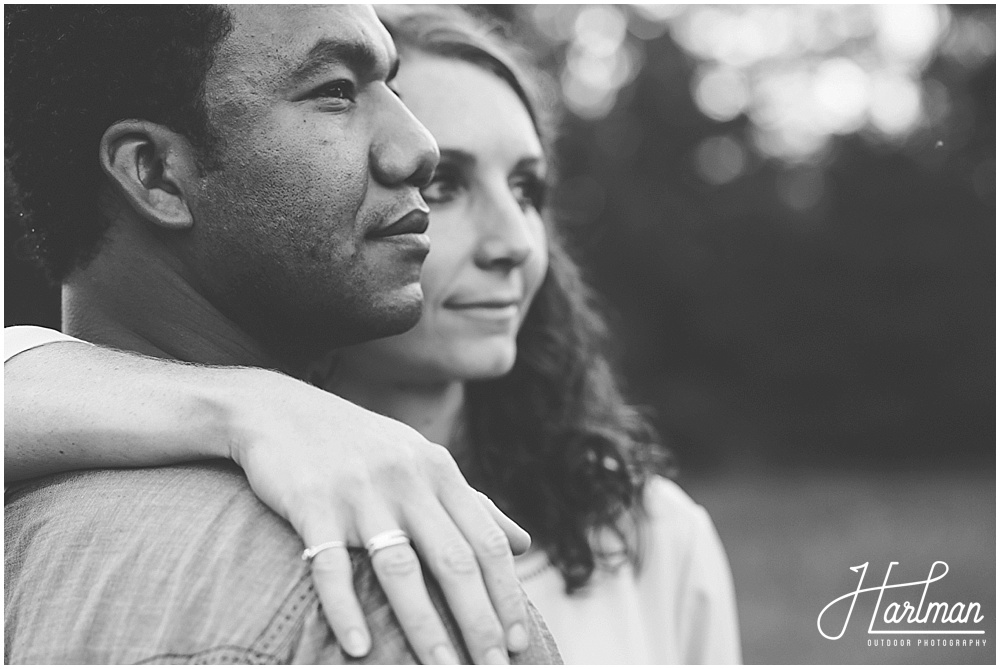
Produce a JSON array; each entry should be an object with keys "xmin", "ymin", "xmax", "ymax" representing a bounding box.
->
[
  {"xmin": 5, "ymin": 345, "xmax": 266, "ymax": 481},
  {"xmin": 210, "ymin": 365, "xmax": 301, "ymax": 470}
]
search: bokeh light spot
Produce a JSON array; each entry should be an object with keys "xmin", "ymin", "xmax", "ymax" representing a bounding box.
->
[
  {"xmin": 777, "ymin": 167, "xmax": 826, "ymax": 212},
  {"xmin": 873, "ymin": 5, "xmax": 945, "ymax": 66},
  {"xmin": 574, "ymin": 5, "xmax": 627, "ymax": 59},
  {"xmin": 695, "ymin": 135, "xmax": 748, "ymax": 185},
  {"xmin": 813, "ymin": 58, "xmax": 871, "ymax": 135},
  {"xmin": 693, "ymin": 65, "xmax": 750, "ymax": 122},
  {"xmin": 869, "ymin": 71, "xmax": 922, "ymax": 136}
]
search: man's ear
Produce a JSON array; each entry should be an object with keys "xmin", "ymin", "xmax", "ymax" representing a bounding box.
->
[{"xmin": 99, "ymin": 120, "xmax": 201, "ymax": 231}]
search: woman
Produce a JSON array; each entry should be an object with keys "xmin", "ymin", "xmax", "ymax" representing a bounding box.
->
[
  {"xmin": 5, "ymin": 6, "xmax": 740, "ymax": 663},
  {"xmin": 328, "ymin": 7, "xmax": 740, "ymax": 663}
]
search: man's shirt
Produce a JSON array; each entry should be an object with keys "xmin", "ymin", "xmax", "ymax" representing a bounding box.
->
[{"xmin": 4, "ymin": 459, "xmax": 560, "ymax": 663}]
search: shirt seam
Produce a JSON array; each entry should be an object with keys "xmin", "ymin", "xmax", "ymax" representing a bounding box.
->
[{"xmin": 135, "ymin": 573, "xmax": 316, "ymax": 664}]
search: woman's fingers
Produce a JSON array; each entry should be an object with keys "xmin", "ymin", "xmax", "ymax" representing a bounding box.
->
[
  {"xmin": 406, "ymin": 498, "xmax": 519, "ymax": 664},
  {"xmin": 444, "ymin": 489, "xmax": 532, "ymax": 654},
  {"xmin": 298, "ymin": 512, "xmax": 372, "ymax": 658},
  {"xmin": 475, "ymin": 490, "xmax": 531, "ymax": 556},
  {"xmin": 241, "ymin": 404, "xmax": 528, "ymax": 664},
  {"xmin": 308, "ymin": 545, "xmax": 372, "ymax": 657},
  {"xmin": 358, "ymin": 502, "xmax": 464, "ymax": 665}
]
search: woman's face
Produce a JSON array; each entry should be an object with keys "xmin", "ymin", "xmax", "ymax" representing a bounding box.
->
[{"xmin": 339, "ymin": 52, "xmax": 549, "ymax": 383}]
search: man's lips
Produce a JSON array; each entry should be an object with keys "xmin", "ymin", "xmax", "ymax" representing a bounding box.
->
[{"xmin": 370, "ymin": 209, "xmax": 430, "ymax": 239}]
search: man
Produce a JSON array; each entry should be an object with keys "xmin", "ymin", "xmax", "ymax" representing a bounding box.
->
[{"xmin": 4, "ymin": 5, "xmax": 559, "ymax": 664}]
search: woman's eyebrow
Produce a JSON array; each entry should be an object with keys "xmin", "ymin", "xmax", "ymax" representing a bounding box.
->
[
  {"xmin": 436, "ymin": 151, "xmax": 547, "ymax": 176},
  {"xmin": 287, "ymin": 38, "xmax": 399, "ymax": 86},
  {"xmin": 437, "ymin": 148, "xmax": 476, "ymax": 168},
  {"xmin": 514, "ymin": 156, "xmax": 546, "ymax": 173}
]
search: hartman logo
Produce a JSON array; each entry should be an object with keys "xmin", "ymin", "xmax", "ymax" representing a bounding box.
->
[{"xmin": 818, "ymin": 561, "xmax": 986, "ymax": 645}]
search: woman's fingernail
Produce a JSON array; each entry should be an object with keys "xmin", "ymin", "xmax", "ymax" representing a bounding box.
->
[
  {"xmin": 432, "ymin": 644, "xmax": 460, "ymax": 665},
  {"xmin": 507, "ymin": 623, "xmax": 529, "ymax": 652},
  {"xmin": 343, "ymin": 628, "xmax": 370, "ymax": 657},
  {"xmin": 484, "ymin": 646, "xmax": 509, "ymax": 665}
]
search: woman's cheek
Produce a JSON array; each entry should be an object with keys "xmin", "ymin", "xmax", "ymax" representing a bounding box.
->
[{"xmin": 527, "ymin": 227, "xmax": 549, "ymax": 300}]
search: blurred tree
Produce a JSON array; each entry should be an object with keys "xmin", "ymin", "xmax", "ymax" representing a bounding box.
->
[{"xmin": 493, "ymin": 4, "xmax": 995, "ymax": 471}]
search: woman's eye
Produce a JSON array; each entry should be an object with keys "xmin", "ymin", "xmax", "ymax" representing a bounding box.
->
[
  {"xmin": 421, "ymin": 170, "xmax": 461, "ymax": 205},
  {"xmin": 511, "ymin": 176, "xmax": 546, "ymax": 211}
]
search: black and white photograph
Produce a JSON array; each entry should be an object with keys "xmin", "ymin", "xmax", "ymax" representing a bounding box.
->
[{"xmin": 5, "ymin": 4, "xmax": 995, "ymax": 665}]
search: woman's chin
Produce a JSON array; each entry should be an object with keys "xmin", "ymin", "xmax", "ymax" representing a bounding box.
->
[{"xmin": 449, "ymin": 345, "xmax": 518, "ymax": 381}]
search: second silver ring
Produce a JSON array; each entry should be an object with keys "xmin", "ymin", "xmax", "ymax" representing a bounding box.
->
[{"xmin": 365, "ymin": 529, "xmax": 411, "ymax": 557}]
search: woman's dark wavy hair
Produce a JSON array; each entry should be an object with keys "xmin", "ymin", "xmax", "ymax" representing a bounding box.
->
[
  {"xmin": 5, "ymin": 5, "xmax": 232, "ymax": 283},
  {"xmin": 380, "ymin": 6, "xmax": 672, "ymax": 593}
]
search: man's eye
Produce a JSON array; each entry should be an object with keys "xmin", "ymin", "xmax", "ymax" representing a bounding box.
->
[{"xmin": 307, "ymin": 80, "xmax": 356, "ymax": 102}]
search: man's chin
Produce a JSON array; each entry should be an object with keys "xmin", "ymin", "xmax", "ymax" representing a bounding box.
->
[
  {"xmin": 338, "ymin": 282, "xmax": 425, "ymax": 346},
  {"xmin": 233, "ymin": 283, "xmax": 424, "ymax": 366}
]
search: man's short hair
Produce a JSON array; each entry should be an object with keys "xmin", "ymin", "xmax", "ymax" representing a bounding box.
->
[{"xmin": 5, "ymin": 6, "xmax": 233, "ymax": 282}]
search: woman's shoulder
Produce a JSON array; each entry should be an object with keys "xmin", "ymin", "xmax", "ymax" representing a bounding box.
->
[
  {"xmin": 639, "ymin": 477, "xmax": 743, "ymax": 663},
  {"xmin": 638, "ymin": 475, "xmax": 729, "ymax": 569},
  {"xmin": 642, "ymin": 475, "xmax": 713, "ymax": 530}
]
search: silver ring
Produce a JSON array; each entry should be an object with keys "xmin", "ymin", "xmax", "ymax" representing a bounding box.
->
[
  {"xmin": 301, "ymin": 540, "xmax": 347, "ymax": 561},
  {"xmin": 365, "ymin": 529, "xmax": 410, "ymax": 557}
]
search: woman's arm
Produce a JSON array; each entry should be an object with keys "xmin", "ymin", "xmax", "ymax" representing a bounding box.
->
[
  {"xmin": 5, "ymin": 339, "xmax": 236, "ymax": 481},
  {"xmin": 679, "ymin": 504, "xmax": 742, "ymax": 664},
  {"xmin": 4, "ymin": 333, "xmax": 533, "ymax": 665}
]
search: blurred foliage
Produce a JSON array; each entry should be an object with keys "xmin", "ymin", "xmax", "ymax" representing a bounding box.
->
[
  {"xmin": 5, "ymin": 5, "xmax": 994, "ymax": 471},
  {"xmin": 488, "ymin": 4, "xmax": 995, "ymax": 470}
]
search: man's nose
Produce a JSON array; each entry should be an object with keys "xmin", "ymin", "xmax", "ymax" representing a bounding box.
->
[
  {"xmin": 474, "ymin": 191, "xmax": 534, "ymax": 270},
  {"xmin": 370, "ymin": 90, "xmax": 439, "ymax": 188}
]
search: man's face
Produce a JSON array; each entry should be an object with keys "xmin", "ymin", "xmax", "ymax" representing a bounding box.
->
[{"xmin": 185, "ymin": 5, "xmax": 438, "ymax": 360}]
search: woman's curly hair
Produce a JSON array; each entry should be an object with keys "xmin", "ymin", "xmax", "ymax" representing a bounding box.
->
[
  {"xmin": 381, "ymin": 6, "xmax": 672, "ymax": 593},
  {"xmin": 5, "ymin": 5, "xmax": 232, "ymax": 283}
]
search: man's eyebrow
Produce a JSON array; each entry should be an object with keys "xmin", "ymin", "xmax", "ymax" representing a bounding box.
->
[{"xmin": 287, "ymin": 38, "xmax": 394, "ymax": 86}]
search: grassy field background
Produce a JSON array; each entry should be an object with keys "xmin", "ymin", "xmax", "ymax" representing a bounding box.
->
[{"xmin": 682, "ymin": 468, "xmax": 995, "ymax": 664}]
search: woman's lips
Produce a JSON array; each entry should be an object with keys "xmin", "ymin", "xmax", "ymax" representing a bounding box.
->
[{"xmin": 443, "ymin": 300, "xmax": 520, "ymax": 320}]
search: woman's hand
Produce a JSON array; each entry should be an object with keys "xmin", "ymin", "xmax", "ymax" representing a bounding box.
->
[
  {"xmin": 225, "ymin": 369, "xmax": 532, "ymax": 665},
  {"xmin": 5, "ymin": 340, "xmax": 532, "ymax": 664}
]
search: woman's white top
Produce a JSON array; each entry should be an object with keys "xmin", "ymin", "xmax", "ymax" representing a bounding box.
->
[
  {"xmin": 515, "ymin": 476, "xmax": 742, "ymax": 664},
  {"xmin": 4, "ymin": 325, "xmax": 87, "ymax": 363}
]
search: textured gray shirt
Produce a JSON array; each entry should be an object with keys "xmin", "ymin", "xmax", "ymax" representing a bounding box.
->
[{"xmin": 4, "ymin": 461, "xmax": 561, "ymax": 664}]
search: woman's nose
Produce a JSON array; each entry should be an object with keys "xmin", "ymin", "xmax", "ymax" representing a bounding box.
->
[
  {"xmin": 370, "ymin": 89, "xmax": 439, "ymax": 188},
  {"xmin": 474, "ymin": 192, "xmax": 535, "ymax": 270}
]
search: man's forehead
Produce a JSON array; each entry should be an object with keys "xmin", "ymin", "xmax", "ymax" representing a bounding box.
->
[{"xmin": 217, "ymin": 4, "xmax": 394, "ymax": 74}]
